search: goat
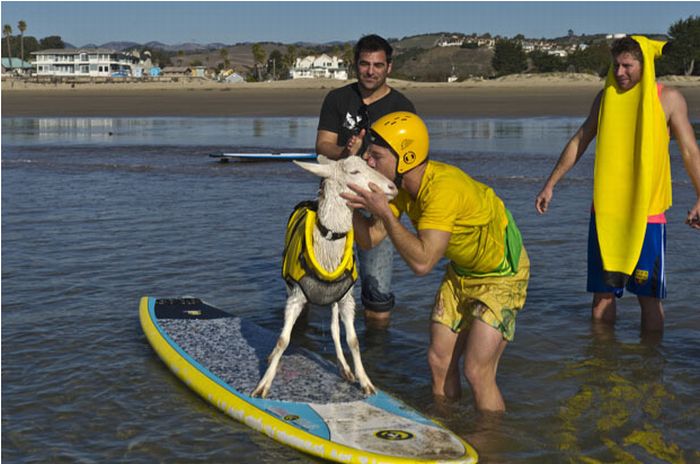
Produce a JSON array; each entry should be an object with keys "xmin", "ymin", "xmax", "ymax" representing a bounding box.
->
[{"xmin": 251, "ymin": 155, "xmax": 397, "ymax": 398}]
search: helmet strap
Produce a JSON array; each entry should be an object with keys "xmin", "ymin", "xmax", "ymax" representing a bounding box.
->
[{"xmin": 393, "ymin": 171, "xmax": 404, "ymax": 189}]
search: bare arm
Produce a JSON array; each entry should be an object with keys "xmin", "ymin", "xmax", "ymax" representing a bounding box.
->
[
  {"xmin": 663, "ymin": 87, "xmax": 700, "ymax": 229},
  {"xmin": 315, "ymin": 129, "xmax": 365, "ymax": 160},
  {"xmin": 351, "ymin": 210, "xmax": 387, "ymax": 250},
  {"xmin": 344, "ymin": 183, "xmax": 450, "ymax": 276},
  {"xmin": 535, "ymin": 91, "xmax": 602, "ymax": 214},
  {"xmin": 383, "ymin": 217, "xmax": 451, "ymax": 276}
]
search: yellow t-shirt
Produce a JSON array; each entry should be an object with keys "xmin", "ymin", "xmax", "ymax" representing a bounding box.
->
[{"xmin": 390, "ymin": 161, "xmax": 511, "ymax": 274}]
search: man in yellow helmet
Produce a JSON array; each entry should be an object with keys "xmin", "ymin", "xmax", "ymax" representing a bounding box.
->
[
  {"xmin": 342, "ymin": 112, "xmax": 530, "ymax": 412},
  {"xmin": 535, "ymin": 36, "xmax": 700, "ymax": 332}
]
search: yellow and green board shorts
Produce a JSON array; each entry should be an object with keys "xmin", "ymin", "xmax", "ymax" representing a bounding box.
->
[{"xmin": 432, "ymin": 249, "xmax": 530, "ymax": 342}]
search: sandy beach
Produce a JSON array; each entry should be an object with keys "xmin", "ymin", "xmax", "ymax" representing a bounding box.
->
[{"xmin": 3, "ymin": 74, "xmax": 700, "ymax": 118}]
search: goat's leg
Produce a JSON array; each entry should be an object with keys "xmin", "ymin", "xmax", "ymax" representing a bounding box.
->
[
  {"xmin": 251, "ymin": 289, "xmax": 306, "ymax": 398},
  {"xmin": 338, "ymin": 293, "xmax": 377, "ymax": 395},
  {"xmin": 330, "ymin": 301, "xmax": 355, "ymax": 382}
]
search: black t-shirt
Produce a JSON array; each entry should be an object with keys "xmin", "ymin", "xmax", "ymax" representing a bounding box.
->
[{"xmin": 317, "ymin": 83, "xmax": 416, "ymax": 150}]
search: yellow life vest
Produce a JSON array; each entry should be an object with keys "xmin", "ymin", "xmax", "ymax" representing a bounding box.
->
[
  {"xmin": 593, "ymin": 35, "xmax": 671, "ymax": 281},
  {"xmin": 281, "ymin": 201, "xmax": 358, "ymax": 305}
]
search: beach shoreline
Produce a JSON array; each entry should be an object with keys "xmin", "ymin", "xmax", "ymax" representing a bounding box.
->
[{"xmin": 3, "ymin": 75, "xmax": 700, "ymax": 118}]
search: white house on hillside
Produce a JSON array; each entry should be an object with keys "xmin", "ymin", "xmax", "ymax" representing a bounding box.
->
[
  {"xmin": 289, "ymin": 54, "xmax": 347, "ymax": 80},
  {"xmin": 437, "ymin": 35, "xmax": 465, "ymax": 47},
  {"xmin": 32, "ymin": 48, "xmax": 139, "ymax": 77}
]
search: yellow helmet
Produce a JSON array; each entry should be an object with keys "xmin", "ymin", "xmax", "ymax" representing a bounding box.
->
[{"xmin": 370, "ymin": 111, "xmax": 429, "ymax": 174}]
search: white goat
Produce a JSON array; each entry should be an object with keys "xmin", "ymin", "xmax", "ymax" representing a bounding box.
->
[{"xmin": 251, "ymin": 155, "xmax": 397, "ymax": 398}]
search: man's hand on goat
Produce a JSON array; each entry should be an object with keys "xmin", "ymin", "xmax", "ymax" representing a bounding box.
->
[{"xmin": 342, "ymin": 182, "xmax": 393, "ymax": 220}]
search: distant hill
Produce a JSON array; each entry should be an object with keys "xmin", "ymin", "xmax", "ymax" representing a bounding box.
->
[
  {"xmin": 393, "ymin": 46, "xmax": 495, "ymax": 81},
  {"xmin": 59, "ymin": 31, "xmax": 670, "ymax": 81},
  {"xmin": 143, "ymin": 41, "xmax": 171, "ymax": 51},
  {"xmin": 393, "ymin": 33, "xmax": 450, "ymax": 50},
  {"xmin": 183, "ymin": 42, "xmax": 288, "ymax": 74},
  {"xmin": 98, "ymin": 41, "xmax": 142, "ymax": 51},
  {"xmin": 70, "ymin": 41, "xmax": 224, "ymax": 52}
]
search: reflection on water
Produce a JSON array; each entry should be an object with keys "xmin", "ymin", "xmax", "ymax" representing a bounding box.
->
[
  {"xmin": 428, "ymin": 117, "xmax": 588, "ymax": 156},
  {"xmin": 556, "ymin": 325, "xmax": 683, "ymax": 463},
  {"xmin": 288, "ymin": 119, "xmax": 299, "ymax": 139},
  {"xmin": 3, "ymin": 116, "xmax": 590, "ymax": 155},
  {"xmin": 1, "ymin": 117, "xmax": 322, "ymax": 148},
  {"xmin": 253, "ymin": 119, "xmax": 265, "ymax": 138},
  {"xmin": 3, "ymin": 116, "xmax": 695, "ymax": 155}
]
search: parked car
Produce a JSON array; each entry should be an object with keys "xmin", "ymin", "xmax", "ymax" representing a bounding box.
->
[{"xmin": 111, "ymin": 71, "xmax": 129, "ymax": 78}]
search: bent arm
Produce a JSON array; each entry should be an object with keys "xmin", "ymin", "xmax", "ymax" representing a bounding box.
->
[
  {"xmin": 535, "ymin": 91, "xmax": 602, "ymax": 214},
  {"xmin": 343, "ymin": 183, "xmax": 449, "ymax": 275},
  {"xmin": 315, "ymin": 130, "xmax": 344, "ymax": 160},
  {"xmin": 316, "ymin": 129, "xmax": 365, "ymax": 160},
  {"xmin": 665, "ymin": 88, "xmax": 700, "ymax": 228},
  {"xmin": 382, "ymin": 216, "xmax": 450, "ymax": 276}
]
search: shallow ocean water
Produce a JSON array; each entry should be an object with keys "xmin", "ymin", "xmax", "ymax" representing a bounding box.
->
[{"xmin": 2, "ymin": 116, "xmax": 699, "ymax": 463}]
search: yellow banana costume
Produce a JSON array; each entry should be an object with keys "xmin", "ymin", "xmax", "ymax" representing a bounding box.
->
[
  {"xmin": 281, "ymin": 201, "xmax": 358, "ymax": 305},
  {"xmin": 593, "ymin": 35, "xmax": 671, "ymax": 282}
]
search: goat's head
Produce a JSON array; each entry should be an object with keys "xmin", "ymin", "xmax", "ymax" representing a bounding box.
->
[{"xmin": 294, "ymin": 155, "xmax": 397, "ymax": 200}]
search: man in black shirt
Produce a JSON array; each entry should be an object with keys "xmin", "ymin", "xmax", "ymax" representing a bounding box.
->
[{"xmin": 316, "ymin": 34, "xmax": 416, "ymax": 328}]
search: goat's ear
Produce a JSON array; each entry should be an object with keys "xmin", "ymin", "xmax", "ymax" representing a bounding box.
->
[
  {"xmin": 316, "ymin": 155, "xmax": 334, "ymax": 165},
  {"xmin": 293, "ymin": 160, "xmax": 332, "ymax": 178}
]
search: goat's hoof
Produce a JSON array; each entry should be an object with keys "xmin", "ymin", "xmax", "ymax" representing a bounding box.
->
[
  {"xmin": 251, "ymin": 385, "xmax": 268, "ymax": 398},
  {"xmin": 361, "ymin": 382, "xmax": 377, "ymax": 396},
  {"xmin": 341, "ymin": 369, "xmax": 356, "ymax": 382}
]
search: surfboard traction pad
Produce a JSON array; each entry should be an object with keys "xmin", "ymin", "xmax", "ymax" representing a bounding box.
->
[{"xmin": 159, "ymin": 310, "xmax": 365, "ymax": 403}]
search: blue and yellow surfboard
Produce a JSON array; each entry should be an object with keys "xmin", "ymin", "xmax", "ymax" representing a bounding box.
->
[{"xmin": 140, "ymin": 296, "xmax": 478, "ymax": 463}]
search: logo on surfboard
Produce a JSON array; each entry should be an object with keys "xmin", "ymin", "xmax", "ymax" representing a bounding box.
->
[{"xmin": 375, "ymin": 429, "xmax": 414, "ymax": 441}]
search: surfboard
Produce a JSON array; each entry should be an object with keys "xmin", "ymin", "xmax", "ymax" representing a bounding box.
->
[
  {"xmin": 140, "ymin": 296, "xmax": 478, "ymax": 463},
  {"xmin": 209, "ymin": 152, "xmax": 317, "ymax": 162}
]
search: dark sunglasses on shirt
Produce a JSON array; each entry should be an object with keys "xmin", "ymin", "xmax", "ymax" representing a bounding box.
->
[{"xmin": 353, "ymin": 104, "xmax": 370, "ymax": 135}]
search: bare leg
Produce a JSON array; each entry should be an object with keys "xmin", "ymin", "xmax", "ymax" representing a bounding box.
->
[
  {"xmin": 251, "ymin": 289, "xmax": 306, "ymax": 398},
  {"xmin": 639, "ymin": 296, "xmax": 664, "ymax": 332},
  {"xmin": 592, "ymin": 292, "xmax": 616, "ymax": 324},
  {"xmin": 463, "ymin": 320, "xmax": 508, "ymax": 413},
  {"xmin": 428, "ymin": 322, "xmax": 466, "ymax": 399},
  {"xmin": 364, "ymin": 309, "xmax": 390, "ymax": 330}
]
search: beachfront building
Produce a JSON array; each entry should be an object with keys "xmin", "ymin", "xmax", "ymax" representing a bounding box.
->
[
  {"xmin": 216, "ymin": 68, "xmax": 244, "ymax": 83},
  {"xmin": 190, "ymin": 66, "xmax": 207, "ymax": 78},
  {"xmin": 160, "ymin": 66, "xmax": 192, "ymax": 78},
  {"xmin": 2, "ymin": 58, "xmax": 34, "ymax": 75},
  {"xmin": 289, "ymin": 54, "xmax": 347, "ymax": 80},
  {"xmin": 31, "ymin": 48, "xmax": 139, "ymax": 77}
]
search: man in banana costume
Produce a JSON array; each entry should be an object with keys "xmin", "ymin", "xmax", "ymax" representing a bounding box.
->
[{"xmin": 535, "ymin": 36, "xmax": 700, "ymax": 332}]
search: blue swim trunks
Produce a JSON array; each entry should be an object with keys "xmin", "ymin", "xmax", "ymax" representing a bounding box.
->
[{"xmin": 587, "ymin": 214, "xmax": 667, "ymax": 299}]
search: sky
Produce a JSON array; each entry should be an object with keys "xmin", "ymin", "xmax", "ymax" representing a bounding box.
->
[{"xmin": 1, "ymin": 1, "xmax": 698, "ymax": 47}]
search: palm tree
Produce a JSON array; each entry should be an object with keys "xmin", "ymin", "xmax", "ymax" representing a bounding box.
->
[
  {"xmin": 18, "ymin": 20, "xmax": 26, "ymax": 62},
  {"xmin": 251, "ymin": 43, "xmax": 266, "ymax": 80},
  {"xmin": 218, "ymin": 47, "xmax": 229, "ymax": 69},
  {"xmin": 3, "ymin": 24, "xmax": 13, "ymax": 67}
]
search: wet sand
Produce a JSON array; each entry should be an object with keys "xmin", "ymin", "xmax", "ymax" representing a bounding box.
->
[{"xmin": 3, "ymin": 76, "xmax": 700, "ymax": 118}]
